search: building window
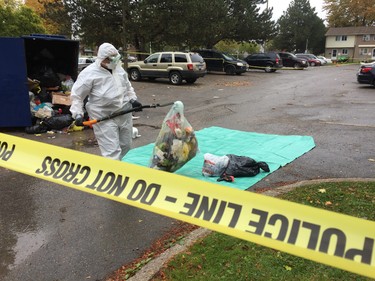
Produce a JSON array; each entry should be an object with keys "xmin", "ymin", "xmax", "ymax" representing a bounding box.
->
[
  {"xmin": 360, "ymin": 48, "xmax": 368, "ymax": 55},
  {"xmin": 335, "ymin": 35, "xmax": 347, "ymax": 41},
  {"xmin": 363, "ymin": 35, "xmax": 370, "ymax": 41},
  {"xmin": 342, "ymin": 49, "xmax": 348, "ymax": 55}
]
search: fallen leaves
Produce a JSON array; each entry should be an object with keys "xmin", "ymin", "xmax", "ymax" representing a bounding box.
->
[
  {"xmin": 217, "ymin": 81, "xmax": 251, "ymax": 87},
  {"xmin": 106, "ymin": 221, "xmax": 199, "ymax": 281},
  {"xmin": 284, "ymin": 265, "xmax": 292, "ymax": 271}
]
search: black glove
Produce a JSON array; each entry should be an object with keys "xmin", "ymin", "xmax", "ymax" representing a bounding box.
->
[
  {"xmin": 131, "ymin": 100, "xmax": 143, "ymax": 112},
  {"xmin": 74, "ymin": 114, "xmax": 84, "ymax": 126}
]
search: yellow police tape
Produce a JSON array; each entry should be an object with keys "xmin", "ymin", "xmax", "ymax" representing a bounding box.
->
[{"xmin": 0, "ymin": 133, "xmax": 374, "ymax": 278}]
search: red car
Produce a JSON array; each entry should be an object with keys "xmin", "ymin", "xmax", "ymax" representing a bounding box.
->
[{"xmin": 295, "ymin": 54, "xmax": 322, "ymax": 66}]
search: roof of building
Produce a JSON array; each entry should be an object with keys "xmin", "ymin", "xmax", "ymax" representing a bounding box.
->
[{"xmin": 325, "ymin": 26, "xmax": 375, "ymax": 36}]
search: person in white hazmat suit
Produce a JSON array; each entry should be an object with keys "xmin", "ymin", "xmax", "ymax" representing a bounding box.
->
[{"xmin": 70, "ymin": 43, "xmax": 142, "ymax": 160}]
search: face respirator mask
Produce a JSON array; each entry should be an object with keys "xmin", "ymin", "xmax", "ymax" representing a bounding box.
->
[{"xmin": 104, "ymin": 54, "xmax": 121, "ymax": 70}]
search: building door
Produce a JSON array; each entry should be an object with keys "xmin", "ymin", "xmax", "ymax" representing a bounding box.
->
[
  {"xmin": 372, "ymin": 48, "xmax": 375, "ymax": 60},
  {"xmin": 331, "ymin": 49, "xmax": 337, "ymax": 60}
]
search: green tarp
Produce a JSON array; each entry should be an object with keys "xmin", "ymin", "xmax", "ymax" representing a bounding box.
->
[{"xmin": 122, "ymin": 126, "xmax": 315, "ymax": 190}]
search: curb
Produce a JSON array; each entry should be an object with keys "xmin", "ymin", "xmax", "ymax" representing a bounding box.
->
[
  {"xmin": 261, "ymin": 178, "xmax": 375, "ymax": 197},
  {"xmin": 128, "ymin": 178, "xmax": 375, "ymax": 280},
  {"xmin": 128, "ymin": 228, "xmax": 212, "ymax": 281}
]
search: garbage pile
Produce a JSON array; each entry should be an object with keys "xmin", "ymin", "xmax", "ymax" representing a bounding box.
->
[
  {"xmin": 26, "ymin": 75, "xmax": 76, "ymax": 134},
  {"xmin": 25, "ymin": 51, "xmax": 79, "ymax": 134},
  {"xmin": 21, "ymin": 46, "xmax": 81, "ymax": 134}
]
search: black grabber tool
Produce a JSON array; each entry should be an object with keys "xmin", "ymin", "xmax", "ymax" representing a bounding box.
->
[{"xmin": 82, "ymin": 102, "xmax": 175, "ymax": 126}]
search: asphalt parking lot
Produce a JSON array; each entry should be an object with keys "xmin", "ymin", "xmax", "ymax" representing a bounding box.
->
[{"xmin": 1, "ymin": 64, "xmax": 374, "ymax": 281}]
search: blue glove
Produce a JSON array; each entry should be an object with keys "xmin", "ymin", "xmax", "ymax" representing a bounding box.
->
[
  {"xmin": 74, "ymin": 114, "xmax": 84, "ymax": 126},
  {"xmin": 131, "ymin": 100, "xmax": 143, "ymax": 112}
]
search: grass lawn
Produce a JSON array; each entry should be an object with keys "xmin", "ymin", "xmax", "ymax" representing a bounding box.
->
[{"xmin": 151, "ymin": 181, "xmax": 375, "ymax": 281}]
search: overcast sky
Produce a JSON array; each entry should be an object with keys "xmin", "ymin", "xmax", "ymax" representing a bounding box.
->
[{"xmin": 264, "ymin": 0, "xmax": 326, "ymax": 21}]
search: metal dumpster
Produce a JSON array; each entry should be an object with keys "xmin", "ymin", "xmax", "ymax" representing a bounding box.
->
[{"xmin": 0, "ymin": 34, "xmax": 79, "ymax": 127}]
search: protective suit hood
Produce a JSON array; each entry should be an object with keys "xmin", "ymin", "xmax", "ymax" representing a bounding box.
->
[
  {"xmin": 95, "ymin": 43, "xmax": 120, "ymax": 69},
  {"xmin": 97, "ymin": 43, "xmax": 119, "ymax": 61}
]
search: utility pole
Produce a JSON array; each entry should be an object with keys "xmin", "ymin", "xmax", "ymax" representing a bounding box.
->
[
  {"xmin": 122, "ymin": 0, "xmax": 128, "ymax": 69},
  {"xmin": 262, "ymin": 0, "xmax": 269, "ymax": 53}
]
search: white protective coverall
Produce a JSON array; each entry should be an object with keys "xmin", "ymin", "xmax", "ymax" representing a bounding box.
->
[{"xmin": 70, "ymin": 43, "xmax": 138, "ymax": 160}]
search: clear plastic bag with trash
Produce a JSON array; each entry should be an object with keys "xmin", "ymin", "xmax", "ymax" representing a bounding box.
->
[
  {"xmin": 149, "ymin": 101, "xmax": 198, "ymax": 172},
  {"xmin": 61, "ymin": 75, "xmax": 74, "ymax": 91}
]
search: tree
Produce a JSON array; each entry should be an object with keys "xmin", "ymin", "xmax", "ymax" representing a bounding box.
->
[
  {"xmin": 37, "ymin": 0, "xmax": 73, "ymax": 37},
  {"xmin": 24, "ymin": 0, "xmax": 66, "ymax": 35},
  {"xmin": 214, "ymin": 40, "xmax": 259, "ymax": 57},
  {"xmin": 323, "ymin": 0, "xmax": 375, "ymax": 27},
  {"xmin": 273, "ymin": 0, "xmax": 326, "ymax": 54},
  {"xmin": 39, "ymin": 0, "xmax": 276, "ymax": 54},
  {"xmin": 0, "ymin": 4, "xmax": 45, "ymax": 37},
  {"xmin": 230, "ymin": 0, "xmax": 276, "ymax": 44}
]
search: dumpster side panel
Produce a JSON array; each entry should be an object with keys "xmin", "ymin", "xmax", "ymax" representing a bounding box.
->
[{"xmin": 0, "ymin": 38, "xmax": 32, "ymax": 127}]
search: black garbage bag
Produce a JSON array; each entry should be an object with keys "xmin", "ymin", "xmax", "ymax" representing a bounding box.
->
[
  {"xmin": 41, "ymin": 114, "xmax": 74, "ymax": 130},
  {"xmin": 221, "ymin": 154, "xmax": 270, "ymax": 178},
  {"xmin": 25, "ymin": 123, "xmax": 48, "ymax": 134},
  {"xmin": 37, "ymin": 88, "xmax": 52, "ymax": 103},
  {"xmin": 34, "ymin": 65, "xmax": 61, "ymax": 88}
]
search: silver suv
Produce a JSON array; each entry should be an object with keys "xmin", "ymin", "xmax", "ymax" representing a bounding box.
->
[{"xmin": 127, "ymin": 51, "xmax": 206, "ymax": 85}]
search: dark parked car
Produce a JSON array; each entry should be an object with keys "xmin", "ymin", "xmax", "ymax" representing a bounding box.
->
[
  {"xmin": 244, "ymin": 52, "xmax": 283, "ymax": 73},
  {"xmin": 278, "ymin": 52, "xmax": 308, "ymax": 69},
  {"xmin": 295, "ymin": 54, "xmax": 322, "ymax": 66},
  {"xmin": 357, "ymin": 62, "xmax": 375, "ymax": 86},
  {"xmin": 192, "ymin": 49, "xmax": 248, "ymax": 75}
]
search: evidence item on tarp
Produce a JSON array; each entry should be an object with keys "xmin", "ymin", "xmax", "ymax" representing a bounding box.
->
[
  {"xmin": 202, "ymin": 153, "xmax": 270, "ymax": 182},
  {"xmin": 0, "ymin": 34, "xmax": 79, "ymax": 127},
  {"xmin": 150, "ymin": 101, "xmax": 198, "ymax": 172}
]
